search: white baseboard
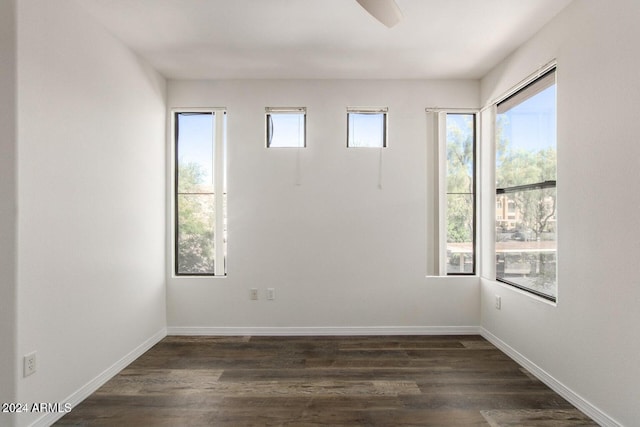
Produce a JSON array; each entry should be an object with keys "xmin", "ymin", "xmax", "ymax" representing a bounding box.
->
[
  {"xmin": 31, "ymin": 328, "xmax": 167, "ymax": 427},
  {"xmin": 167, "ymin": 325, "xmax": 480, "ymax": 336},
  {"xmin": 480, "ymin": 328, "xmax": 621, "ymax": 427}
]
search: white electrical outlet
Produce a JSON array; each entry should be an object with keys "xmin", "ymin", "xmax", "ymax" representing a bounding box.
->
[
  {"xmin": 24, "ymin": 352, "xmax": 36, "ymax": 377},
  {"xmin": 250, "ymin": 288, "xmax": 258, "ymax": 300},
  {"xmin": 495, "ymin": 295, "xmax": 502, "ymax": 310},
  {"xmin": 267, "ymin": 288, "xmax": 275, "ymax": 300}
]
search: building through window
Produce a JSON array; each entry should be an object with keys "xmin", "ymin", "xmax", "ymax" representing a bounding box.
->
[{"xmin": 495, "ymin": 68, "xmax": 557, "ymax": 300}]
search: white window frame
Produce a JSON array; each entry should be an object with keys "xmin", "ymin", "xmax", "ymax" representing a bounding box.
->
[
  {"xmin": 171, "ymin": 107, "xmax": 227, "ymax": 277},
  {"xmin": 490, "ymin": 61, "xmax": 558, "ymax": 302},
  {"xmin": 347, "ymin": 107, "xmax": 388, "ymax": 148},
  {"xmin": 265, "ymin": 107, "xmax": 306, "ymax": 148},
  {"xmin": 426, "ymin": 108, "xmax": 479, "ymax": 277}
]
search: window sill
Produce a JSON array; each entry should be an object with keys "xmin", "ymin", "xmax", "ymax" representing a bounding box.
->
[{"xmin": 482, "ymin": 277, "xmax": 557, "ymax": 307}]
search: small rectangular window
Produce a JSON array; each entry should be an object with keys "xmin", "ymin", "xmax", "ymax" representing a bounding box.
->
[
  {"xmin": 174, "ymin": 110, "xmax": 227, "ymax": 276},
  {"xmin": 495, "ymin": 67, "xmax": 557, "ymax": 301},
  {"xmin": 347, "ymin": 107, "xmax": 387, "ymax": 148},
  {"xmin": 266, "ymin": 107, "xmax": 306, "ymax": 148}
]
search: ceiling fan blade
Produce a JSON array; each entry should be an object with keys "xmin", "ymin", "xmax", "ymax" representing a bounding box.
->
[{"xmin": 355, "ymin": 0, "xmax": 403, "ymax": 28}]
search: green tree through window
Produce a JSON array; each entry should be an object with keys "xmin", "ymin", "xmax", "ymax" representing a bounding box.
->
[
  {"xmin": 177, "ymin": 162, "xmax": 215, "ymax": 274},
  {"xmin": 175, "ymin": 111, "xmax": 227, "ymax": 276},
  {"xmin": 446, "ymin": 114, "xmax": 475, "ymax": 274},
  {"xmin": 495, "ymin": 68, "xmax": 557, "ymax": 300}
]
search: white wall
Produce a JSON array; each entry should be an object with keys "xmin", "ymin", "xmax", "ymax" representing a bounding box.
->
[
  {"xmin": 167, "ymin": 79, "xmax": 481, "ymax": 332},
  {"xmin": 0, "ymin": 0, "xmax": 18, "ymax": 426},
  {"xmin": 16, "ymin": 1, "xmax": 167, "ymax": 425},
  {"xmin": 480, "ymin": 0, "xmax": 640, "ymax": 425}
]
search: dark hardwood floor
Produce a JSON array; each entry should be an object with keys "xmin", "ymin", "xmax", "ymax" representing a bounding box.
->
[{"xmin": 55, "ymin": 335, "xmax": 597, "ymax": 426}]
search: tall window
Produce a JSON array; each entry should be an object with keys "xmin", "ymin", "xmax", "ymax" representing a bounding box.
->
[
  {"xmin": 174, "ymin": 110, "xmax": 227, "ymax": 276},
  {"xmin": 266, "ymin": 107, "xmax": 306, "ymax": 148},
  {"xmin": 347, "ymin": 107, "xmax": 388, "ymax": 148},
  {"xmin": 427, "ymin": 110, "xmax": 477, "ymax": 276},
  {"xmin": 495, "ymin": 68, "xmax": 557, "ymax": 300},
  {"xmin": 446, "ymin": 113, "xmax": 476, "ymax": 274}
]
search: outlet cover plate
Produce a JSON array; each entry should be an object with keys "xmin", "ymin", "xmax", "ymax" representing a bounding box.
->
[{"xmin": 24, "ymin": 352, "xmax": 36, "ymax": 377}]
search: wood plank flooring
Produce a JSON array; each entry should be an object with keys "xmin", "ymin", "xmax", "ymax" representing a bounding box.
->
[{"xmin": 55, "ymin": 335, "xmax": 597, "ymax": 426}]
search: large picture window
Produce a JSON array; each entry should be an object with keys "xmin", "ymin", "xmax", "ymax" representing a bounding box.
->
[
  {"xmin": 174, "ymin": 110, "xmax": 227, "ymax": 276},
  {"xmin": 495, "ymin": 68, "xmax": 557, "ymax": 300}
]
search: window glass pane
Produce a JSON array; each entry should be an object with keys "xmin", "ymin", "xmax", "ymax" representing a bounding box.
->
[
  {"xmin": 175, "ymin": 112, "xmax": 217, "ymax": 275},
  {"xmin": 495, "ymin": 69, "xmax": 557, "ymax": 299},
  {"xmin": 348, "ymin": 113, "xmax": 386, "ymax": 147},
  {"xmin": 446, "ymin": 113, "xmax": 475, "ymax": 275},
  {"xmin": 267, "ymin": 113, "xmax": 305, "ymax": 148},
  {"xmin": 447, "ymin": 194, "xmax": 474, "ymax": 273},
  {"xmin": 177, "ymin": 113, "xmax": 213, "ymax": 189},
  {"xmin": 176, "ymin": 194, "xmax": 215, "ymax": 274},
  {"xmin": 446, "ymin": 114, "xmax": 474, "ymax": 194},
  {"xmin": 496, "ymin": 187, "xmax": 557, "ymax": 299},
  {"xmin": 496, "ymin": 79, "xmax": 556, "ymax": 188}
]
